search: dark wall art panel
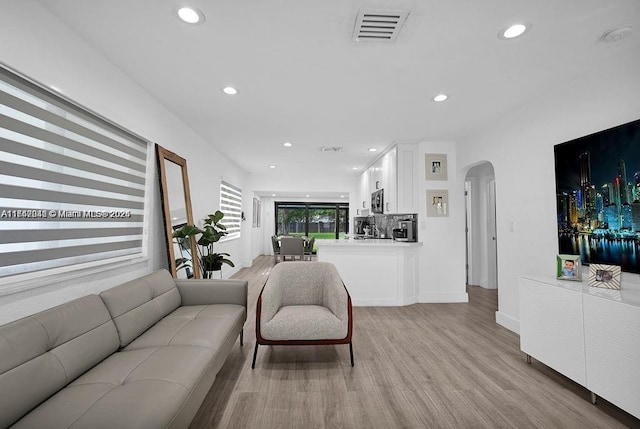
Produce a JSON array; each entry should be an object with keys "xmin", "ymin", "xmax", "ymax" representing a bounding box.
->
[{"xmin": 555, "ymin": 118, "xmax": 640, "ymax": 274}]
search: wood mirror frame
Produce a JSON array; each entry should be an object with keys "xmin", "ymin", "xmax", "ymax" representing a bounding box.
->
[{"xmin": 156, "ymin": 144, "xmax": 200, "ymax": 279}]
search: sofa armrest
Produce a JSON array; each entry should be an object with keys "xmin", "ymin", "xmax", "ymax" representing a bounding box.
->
[{"xmin": 175, "ymin": 279, "xmax": 247, "ymax": 308}]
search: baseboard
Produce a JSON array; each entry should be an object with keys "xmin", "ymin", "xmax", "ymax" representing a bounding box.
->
[
  {"xmin": 418, "ymin": 292, "xmax": 469, "ymax": 303},
  {"xmin": 351, "ymin": 298, "xmax": 405, "ymax": 306},
  {"xmin": 496, "ymin": 311, "xmax": 519, "ymax": 334}
]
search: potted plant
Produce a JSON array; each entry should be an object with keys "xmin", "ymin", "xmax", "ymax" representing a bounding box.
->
[{"xmin": 172, "ymin": 210, "xmax": 235, "ymax": 278}]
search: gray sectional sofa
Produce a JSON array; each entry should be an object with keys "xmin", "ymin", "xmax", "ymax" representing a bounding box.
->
[{"xmin": 0, "ymin": 269, "xmax": 247, "ymax": 429}]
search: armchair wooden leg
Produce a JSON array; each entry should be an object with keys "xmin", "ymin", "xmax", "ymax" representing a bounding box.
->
[
  {"xmin": 252, "ymin": 343, "xmax": 259, "ymax": 369},
  {"xmin": 240, "ymin": 329, "xmax": 243, "ymax": 346},
  {"xmin": 349, "ymin": 342, "xmax": 354, "ymax": 367}
]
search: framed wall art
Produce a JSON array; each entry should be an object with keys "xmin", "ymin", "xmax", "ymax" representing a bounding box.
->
[
  {"xmin": 588, "ymin": 263, "xmax": 621, "ymax": 289},
  {"xmin": 556, "ymin": 254, "xmax": 581, "ymax": 281},
  {"xmin": 425, "ymin": 153, "xmax": 447, "ymax": 181},
  {"xmin": 554, "ymin": 118, "xmax": 640, "ymax": 274},
  {"xmin": 252, "ymin": 198, "xmax": 261, "ymax": 227},
  {"xmin": 426, "ymin": 189, "xmax": 448, "ymax": 217}
]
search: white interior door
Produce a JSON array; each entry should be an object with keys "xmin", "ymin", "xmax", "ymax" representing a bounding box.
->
[
  {"xmin": 487, "ymin": 179, "xmax": 498, "ymax": 289},
  {"xmin": 465, "ymin": 181, "xmax": 472, "ymax": 285}
]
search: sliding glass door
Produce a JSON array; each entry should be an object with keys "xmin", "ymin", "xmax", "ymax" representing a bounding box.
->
[{"xmin": 275, "ymin": 202, "xmax": 349, "ymax": 251}]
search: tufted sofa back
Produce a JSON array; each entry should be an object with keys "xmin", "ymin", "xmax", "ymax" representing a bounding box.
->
[
  {"xmin": 0, "ymin": 295, "xmax": 120, "ymax": 428},
  {"xmin": 99, "ymin": 269, "xmax": 181, "ymax": 348}
]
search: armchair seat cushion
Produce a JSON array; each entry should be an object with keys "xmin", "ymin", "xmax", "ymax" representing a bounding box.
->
[{"xmin": 262, "ymin": 305, "xmax": 347, "ymax": 341}]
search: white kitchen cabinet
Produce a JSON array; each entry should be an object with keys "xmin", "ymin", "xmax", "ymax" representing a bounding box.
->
[
  {"xmin": 519, "ymin": 275, "xmax": 640, "ymax": 418},
  {"xmin": 382, "ymin": 146, "xmax": 398, "ymax": 214},
  {"xmin": 361, "ymin": 144, "xmax": 416, "ymax": 215},
  {"xmin": 370, "ymin": 158, "xmax": 383, "ymax": 193},
  {"xmin": 395, "ymin": 144, "xmax": 417, "ymax": 213},
  {"xmin": 356, "ymin": 169, "xmax": 370, "ymax": 216}
]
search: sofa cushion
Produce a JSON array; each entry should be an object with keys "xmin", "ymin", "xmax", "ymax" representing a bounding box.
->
[
  {"xmin": 0, "ymin": 295, "xmax": 119, "ymax": 429},
  {"xmin": 11, "ymin": 345, "xmax": 215, "ymax": 429},
  {"xmin": 261, "ymin": 304, "xmax": 347, "ymax": 341},
  {"xmin": 125, "ymin": 304, "xmax": 246, "ymax": 351},
  {"xmin": 100, "ymin": 270, "xmax": 181, "ymax": 347}
]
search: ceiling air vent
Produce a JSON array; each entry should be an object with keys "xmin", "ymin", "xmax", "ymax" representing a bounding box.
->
[
  {"xmin": 352, "ymin": 9, "xmax": 410, "ymax": 42},
  {"xmin": 319, "ymin": 146, "xmax": 343, "ymax": 152}
]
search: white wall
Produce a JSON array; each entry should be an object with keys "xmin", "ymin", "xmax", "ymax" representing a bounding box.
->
[
  {"xmin": 417, "ymin": 142, "xmax": 468, "ymax": 303},
  {"xmin": 457, "ymin": 55, "xmax": 640, "ymax": 333},
  {"xmin": 0, "ymin": 1, "xmax": 247, "ymax": 324}
]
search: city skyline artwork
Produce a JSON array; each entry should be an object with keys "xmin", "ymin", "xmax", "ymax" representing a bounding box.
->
[{"xmin": 554, "ymin": 118, "xmax": 640, "ymax": 274}]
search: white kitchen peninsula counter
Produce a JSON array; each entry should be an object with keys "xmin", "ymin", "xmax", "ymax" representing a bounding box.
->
[{"xmin": 316, "ymin": 239, "xmax": 422, "ymax": 306}]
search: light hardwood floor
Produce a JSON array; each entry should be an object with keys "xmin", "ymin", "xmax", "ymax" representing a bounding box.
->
[{"xmin": 190, "ymin": 256, "xmax": 639, "ymax": 428}]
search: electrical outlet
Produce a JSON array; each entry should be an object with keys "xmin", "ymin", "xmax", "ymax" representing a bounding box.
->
[{"xmin": 509, "ymin": 221, "xmax": 516, "ymax": 233}]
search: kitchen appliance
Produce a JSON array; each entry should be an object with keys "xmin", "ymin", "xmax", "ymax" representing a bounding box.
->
[
  {"xmin": 371, "ymin": 189, "xmax": 384, "ymax": 214},
  {"xmin": 392, "ymin": 219, "xmax": 416, "ymax": 242},
  {"xmin": 354, "ymin": 217, "xmax": 369, "ymax": 235}
]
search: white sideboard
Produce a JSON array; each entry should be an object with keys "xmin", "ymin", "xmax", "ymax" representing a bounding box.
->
[{"xmin": 519, "ymin": 276, "xmax": 640, "ymax": 418}]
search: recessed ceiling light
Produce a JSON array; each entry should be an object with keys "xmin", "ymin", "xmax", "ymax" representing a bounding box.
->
[
  {"xmin": 305, "ymin": 195, "xmax": 310, "ymax": 198},
  {"xmin": 352, "ymin": 167, "xmax": 359, "ymax": 170},
  {"xmin": 433, "ymin": 94, "xmax": 448, "ymax": 102},
  {"xmin": 269, "ymin": 165, "xmax": 276, "ymax": 169},
  {"xmin": 177, "ymin": 7, "xmax": 204, "ymax": 24},
  {"xmin": 283, "ymin": 142, "xmax": 292, "ymax": 147},
  {"xmin": 367, "ymin": 147, "xmax": 378, "ymax": 152},
  {"xmin": 223, "ymin": 86, "xmax": 238, "ymax": 95},
  {"xmin": 340, "ymin": 195, "xmax": 345, "ymax": 198},
  {"xmin": 271, "ymin": 194, "xmax": 276, "ymax": 197},
  {"xmin": 499, "ymin": 23, "xmax": 529, "ymax": 39}
]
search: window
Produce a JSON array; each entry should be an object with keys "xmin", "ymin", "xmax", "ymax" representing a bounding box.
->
[
  {"xmin": 0, "ymin": 66, "xmax": 149, "ymax": 282},
  {"xmin": 275, "ymin": 202, "xmax": 349, "ymax": 243},
  {"xmin": 219, "ymin": 180, "xmax": 241, "ymax": 240}
]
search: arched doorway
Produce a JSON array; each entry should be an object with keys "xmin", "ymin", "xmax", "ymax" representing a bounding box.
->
[{"xmin": 464, "ymin": 162, "xmax": 497, "ymax": 289}]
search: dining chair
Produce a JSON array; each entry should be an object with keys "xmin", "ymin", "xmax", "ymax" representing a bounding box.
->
[
  {"xmin": 280, "ymin": 236, "xmax": 304, "ymax": 261},
  {"xmin": 304, "ymin": 236, "xmax": 315, "ymax": 261},
  {"xmin": 271, "ymin": 235, "xmax": 281, "ymax": 263}
]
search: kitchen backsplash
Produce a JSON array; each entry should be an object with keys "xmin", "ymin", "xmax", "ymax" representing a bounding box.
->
[{"xmin": 368, "ymin": 213, "xmax": 417, "ymax": 239}]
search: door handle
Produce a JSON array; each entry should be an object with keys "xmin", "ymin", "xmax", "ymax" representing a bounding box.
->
[{"xmin": 492, "ymin": 237, "xmax": 497, "ymax": 240}]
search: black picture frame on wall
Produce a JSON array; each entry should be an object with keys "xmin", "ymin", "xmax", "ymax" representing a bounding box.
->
[{"xmin": 554, "ymin": 118, "xmax": 640, "ymax": 274}]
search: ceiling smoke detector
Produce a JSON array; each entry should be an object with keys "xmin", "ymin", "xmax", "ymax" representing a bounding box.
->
[
  {"xmin": 319, "ymin": 146, "xmax": 343, "ymax": 152},
  {"xmin": 352, "ymin": 9, "xmax": 410, "ymax": 42}
]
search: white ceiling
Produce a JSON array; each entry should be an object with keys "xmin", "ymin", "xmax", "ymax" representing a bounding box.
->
[{"xmin": 38, "ymin": 0, "xmax": 640, "ymax": 195}]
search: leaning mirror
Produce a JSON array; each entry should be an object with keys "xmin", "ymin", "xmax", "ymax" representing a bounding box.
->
[{"xmin": 156, "ymin": 145, "xmax": 200, "ymax": 279}]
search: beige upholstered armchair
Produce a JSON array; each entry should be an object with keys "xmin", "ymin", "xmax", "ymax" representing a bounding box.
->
[{"xmin": 252, "ymin": 261, "xmax": 353, "ymax": 368}]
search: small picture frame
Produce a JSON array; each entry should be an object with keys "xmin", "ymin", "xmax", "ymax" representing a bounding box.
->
[
  {"xmin": 557, "ymin": 254, "xmax": 581, "ymax": 281},
  {"xmin": 426, "ymin": 189, "xmax": 448, "ymax": 217},
  {"xmin": 588, "ymin": 264, "xmax": 621, "ymax": 289},
  {"xmin": 425, "ymin": 154, "xmax": 447, "ymax": 181},
  {"xmin": 252, "ymin": 198, "xmax": 261, "ymax": 227}
]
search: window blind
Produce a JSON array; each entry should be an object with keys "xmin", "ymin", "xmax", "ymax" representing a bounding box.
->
[
  {"xmin": 219, "ymin": 180, "xmax": 241, "ymax": 240},
  {"xmin": 0, "ymin": 66, "xmax": 148, "ymax": 279}
]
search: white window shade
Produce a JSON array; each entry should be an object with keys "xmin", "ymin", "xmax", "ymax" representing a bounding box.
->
[
  {"xmin": 219, "ymin": 180, "xmax": 241, "ymax": 240},
  {"xmin": 0, "ymin": 67, "xmax": 148, "ymax": 280}
]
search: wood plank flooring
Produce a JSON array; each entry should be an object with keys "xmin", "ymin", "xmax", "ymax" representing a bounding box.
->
[{"xmin": 190, "ymin": 256, "xmax": 640, "ymax": 428}]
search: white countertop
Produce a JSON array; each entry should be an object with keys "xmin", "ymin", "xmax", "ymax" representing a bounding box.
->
[{"xmin": 316, "ymin": 238, "xmax": 422, "ymax": 247}]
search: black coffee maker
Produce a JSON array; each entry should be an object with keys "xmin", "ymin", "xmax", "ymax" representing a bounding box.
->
[{"xmin": 354, "ymin": 217, "xmax": 368, "ymax": 235}]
